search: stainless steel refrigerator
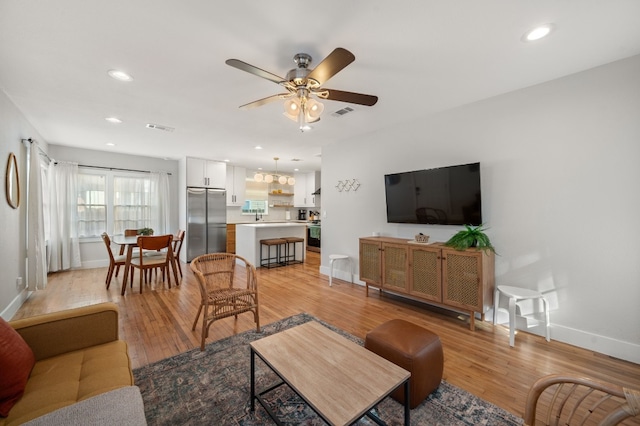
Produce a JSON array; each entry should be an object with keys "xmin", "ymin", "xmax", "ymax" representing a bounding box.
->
[{"xmin": 186, "ymin": 188, "xmax": 227, "ymax": 262}]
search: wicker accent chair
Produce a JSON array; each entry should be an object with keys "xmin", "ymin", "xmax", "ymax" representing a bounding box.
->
[
  {"xmin": 524, "ymin": 374, "xmax": 640, "ymax": 426},
  {"xmin": 190, "ymin": 253, "xmax": 260, "ymax": 351}
]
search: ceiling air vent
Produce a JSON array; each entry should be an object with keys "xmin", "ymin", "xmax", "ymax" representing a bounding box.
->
[
  {"xmin": 331, "ymin": 106, "xmax": 354, "ymax": 117},
  {"xmin": 146, "ymin": 123, "xmax": 175, "ymax": 132}
]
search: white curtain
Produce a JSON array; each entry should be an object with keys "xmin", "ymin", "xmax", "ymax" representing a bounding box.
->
[
  {"xmin": 26, "ymin": 143, "xmax": 48, "ymax": 290},
  {"xmin": 48, "ymin": 161, "xmax": 81, "ymax": 272},
  {"xmin": 150, "ymin": 172, "xmax": 170, "ymax": 234}
]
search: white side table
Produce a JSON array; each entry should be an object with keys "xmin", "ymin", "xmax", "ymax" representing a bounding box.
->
[
  {"xmin": 494, "ymin": 285, "xmax": 550, "ymax": 347},
  {"xmin": 329, "ymin": 254, "xmax": 352, "ymax": 287}
]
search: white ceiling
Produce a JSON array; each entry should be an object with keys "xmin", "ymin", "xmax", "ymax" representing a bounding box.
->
[{"xmin": 1, "ymin": 1, "xmax": 639, "ymax": 174}]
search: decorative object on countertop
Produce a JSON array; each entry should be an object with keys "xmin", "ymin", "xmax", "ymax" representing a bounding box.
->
[
  {"xmin": 414, "ymin": 233, "xmax": 430, "ymax": 243},
  {"xmin": 336, "ymin": 178, "xmax": 360, "ymax": 192},
  {"xmin": 444, "ymin": 224, "xmax": 495, "ymax": 253}
]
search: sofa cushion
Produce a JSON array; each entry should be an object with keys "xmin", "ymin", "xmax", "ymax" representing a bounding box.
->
[
  {"xmin": 0, "ymin": 317, "xmax": 35, "ymax": 417},
  {"xmin": 1, "ymin": 340, "xmax": 133, "ymax": 426}
]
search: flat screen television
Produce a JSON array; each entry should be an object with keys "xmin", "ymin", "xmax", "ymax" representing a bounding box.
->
[{"xmin": 384, "ymin": 162, "xmax": 482, "ymax": 225}]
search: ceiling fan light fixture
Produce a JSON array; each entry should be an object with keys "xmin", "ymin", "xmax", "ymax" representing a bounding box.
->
[
  {"xmin": 305, "ymin": 98, "xmax": 324, "ymax": 121},
  {"xmin": 283, "ymin": 98, "xmax": 302, "ymax": 122}
]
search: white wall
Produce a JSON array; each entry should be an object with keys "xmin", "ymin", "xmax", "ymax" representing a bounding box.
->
[
  {"xmin": 321, "ymin": 54, "xmax": 640, "ymax": 364},
  {"xmin": 0, "ymin": 90, "xmax": 48, "ymax": 319},
  {"xmin": 48, "ymin": 145, "xmax": 180, "ymax": 269}
]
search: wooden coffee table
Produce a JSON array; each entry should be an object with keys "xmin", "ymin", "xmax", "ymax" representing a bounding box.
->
[{"xmin": 250, "ymin": 321, "xmax": 410, "ymax": 425}]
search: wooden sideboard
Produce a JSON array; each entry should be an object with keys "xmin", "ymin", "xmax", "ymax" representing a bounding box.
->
[{"xmin": 359, "ymin": 237, "xmax": 495, "ymax": 330}]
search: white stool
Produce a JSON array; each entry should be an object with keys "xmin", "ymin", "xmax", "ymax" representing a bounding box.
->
[
  {"xmin": 494, "ymin": 285, "xmax": 550, "ymax": 347},
  {"xmin": 329, "ymin": 254, "xmax": 352, "ymax": 287}
]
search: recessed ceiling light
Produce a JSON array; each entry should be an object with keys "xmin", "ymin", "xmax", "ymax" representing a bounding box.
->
[
  {"xmin": 105, "ymin": 117, "xmax": 122, "ymax": 123},
  {"xmin": 522, "ymin": 24, "xmax": 555, "ymax": 42},
  {"xmin": 254, "ymin": 146, "xmax": 263, "ymax": 150},
  {"xmin": 106, "ymin": 142, "xmax": 116, "ymax": 146},
  {"xmin": 224, "ymin": 159, "xmax": 230, "ymax": 162},
  {"xmin": 107, "ymin": 69, "xmax": 133, "ymax": 82}
]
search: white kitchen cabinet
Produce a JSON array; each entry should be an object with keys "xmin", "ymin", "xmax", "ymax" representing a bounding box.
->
[
  {"xmin": 226, "ymin": 165, "xmax": 246, "ymax": 206},
  {"xmin": 293, "ymin": 173, "xmax": 307, "ymax": 207},
  {"xmin": 294, "ymin": 171, "xmax": 320, "ymax": 207},
  {"xmin": 186, "ymin": 157, "xmax": 226, "ymax": 188}
]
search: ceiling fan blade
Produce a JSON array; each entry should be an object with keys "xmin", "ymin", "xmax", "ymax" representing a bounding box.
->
[
  {"xmin": 318, "ymin": 88, "xmax": 378, "ymax": 106},
  {"xmin": 239, "ymin": 93, "xmax": 293, "ymax": 110},
  {"xmin": 306, "ymin": 48, "xmax": 355, "ymax": 86},
  {"xmin": 225, "ymin": 59, "xmax": 285, "ymax": 85}
]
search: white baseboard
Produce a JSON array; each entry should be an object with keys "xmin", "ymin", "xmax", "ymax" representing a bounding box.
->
[{"xmin": 0, "ymin": 289, "xmax": 31, "ymax": 320}]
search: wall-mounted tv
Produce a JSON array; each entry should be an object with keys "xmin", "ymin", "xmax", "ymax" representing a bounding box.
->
[{"xmin": 384, "ymin": 162, "xmax": 482, "ymax": 225}]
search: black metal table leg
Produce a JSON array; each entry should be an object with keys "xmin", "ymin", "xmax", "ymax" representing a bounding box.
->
[{"xmin": 250, "ymin": 347, "xmax": 256, "ymax": 411}]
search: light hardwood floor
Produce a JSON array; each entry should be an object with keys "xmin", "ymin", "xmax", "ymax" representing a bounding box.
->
[{"xmin": 12, "ymin": 251, "xmax": 640, "ymax": 419}]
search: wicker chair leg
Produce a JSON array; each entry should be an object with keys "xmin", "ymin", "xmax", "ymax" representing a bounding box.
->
[{"xmin": 192, "ymin": 305, "xmax": 203, "ymax": 331}]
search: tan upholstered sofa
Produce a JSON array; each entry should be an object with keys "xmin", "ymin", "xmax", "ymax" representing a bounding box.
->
[{"xmin": 3, "ymin": 303, "xmax": 137, "ymax": 426}]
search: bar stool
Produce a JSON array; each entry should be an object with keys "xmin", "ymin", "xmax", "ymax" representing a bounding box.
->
[
  {"xmin": 494, "ymin": 285, "xmax": 550, "ymax": 347},
  {"xmin": 329, "ymin": 254, "xmax": 352, "ymax": 286},
  {"xmin": 259, "ymin": 238, "xmax": 286, "ymax": 268},
  {"xmin": 282, "ymin": 236, "xmax": 305, "ymax": 265}
]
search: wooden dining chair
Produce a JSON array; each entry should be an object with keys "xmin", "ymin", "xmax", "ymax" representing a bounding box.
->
[
  {"xmin": 101, "ymin": 232, "xmax": 127, "ymax": 289},
  {"xmin": 172, "ymin": 230, "xmax": 185, "ymax": 277},
  {"xmin": 190, "ymin": 253, "xmax": 260, "ymax": 350},
  {"xmin": 129, "ymin": 235, "xmax": 174, "ymax": 293}
]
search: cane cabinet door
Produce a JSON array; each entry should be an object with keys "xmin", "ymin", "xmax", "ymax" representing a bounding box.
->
[
  {"xmin": 381, "ymin": 243, "xmax": 409, "ymax": 293},
  {"xmin": 359, "ymin": 239, "xmax": 382, "ymax": 285},
  {"xmin": 409, "ymin": 245, "xmax": 442, "ymax": 302},
  {"xmin": 441, "ymin": 248, "xmax": 492, "ymax": 312}
]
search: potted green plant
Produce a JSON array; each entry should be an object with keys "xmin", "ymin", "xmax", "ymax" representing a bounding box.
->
[
  {"xmin": 139, "ymin": 228, "xmax": 154, "ymax": 236},
  {"xmin": 444, "ymin": 224, "xmax": 496, "ymax": 253}
]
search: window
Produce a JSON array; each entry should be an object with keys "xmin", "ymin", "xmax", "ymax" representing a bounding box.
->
[
  {"xmin": 76, "ymin": 170, "xmax": 157, "ymax": 238},
  {"xmin": 113, "ymin": 175, "xmax": 151, "ymax": 234},
  {"xmin": 241, "ymin": 179, "xmax": 269, "ymax": 215},
  {"xmin": 77, "ymin": 173, "xmax": 107, "ymax": 238}
]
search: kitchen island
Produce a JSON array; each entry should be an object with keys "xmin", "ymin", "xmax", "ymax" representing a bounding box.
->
[{"xmin": 236, "ymin": 222, "xmax": 307, "ymax": 267}]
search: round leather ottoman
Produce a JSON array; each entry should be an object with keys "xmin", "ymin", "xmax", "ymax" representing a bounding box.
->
[{"xmin": 365, "ymin": 319, "xmax": 443, "ymax": 409}]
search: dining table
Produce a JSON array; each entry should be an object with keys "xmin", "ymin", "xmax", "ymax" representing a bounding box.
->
[{"xmin": 112, "ymin": 235, "xmax": 180, "ymax": 295}]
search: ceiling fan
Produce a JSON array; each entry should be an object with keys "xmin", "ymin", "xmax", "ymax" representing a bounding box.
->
[{"xmin": 225, "ymin": 48, "xmax": 378, "ymax": 130}]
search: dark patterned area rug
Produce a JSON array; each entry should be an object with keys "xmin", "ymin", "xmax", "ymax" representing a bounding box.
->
[{"xmin": 133, "ymin": 313, "xmax": 523, "ymax": 425}]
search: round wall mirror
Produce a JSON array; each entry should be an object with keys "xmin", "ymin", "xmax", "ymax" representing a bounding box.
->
[{"xmin": 5, "ymin": 152, "xmax": 20, "ymax": 209}]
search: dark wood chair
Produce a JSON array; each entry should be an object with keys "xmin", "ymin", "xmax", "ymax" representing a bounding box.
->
[
  {"xmin": 129, "ymin": 235, "xmax": 174, "ymax": 293},
  {"xmin": 101, "ymin": 232, "xmax": 127, "ymax": 289},
  {"xmin": 172, "ymin": 230, "xmax": 185, "ymax": 277}
]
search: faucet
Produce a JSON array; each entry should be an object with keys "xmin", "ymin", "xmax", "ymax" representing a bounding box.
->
[{"xmin": 255, "ymin": 212, "xmax": 262, "ymax": 221}]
